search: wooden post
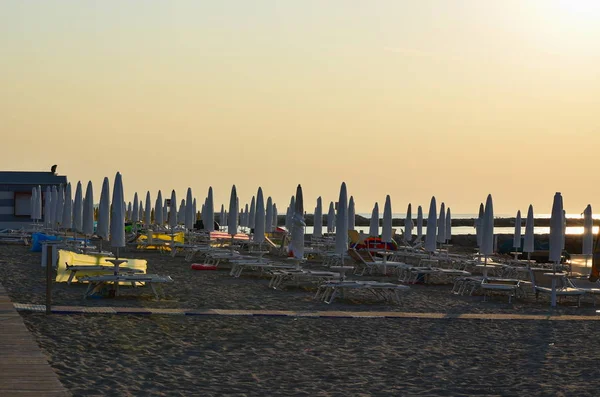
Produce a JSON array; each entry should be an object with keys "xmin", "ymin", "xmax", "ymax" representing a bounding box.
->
[{"xmin": 45, "ymin": 243, "xmax": 52, "ymax": 315}]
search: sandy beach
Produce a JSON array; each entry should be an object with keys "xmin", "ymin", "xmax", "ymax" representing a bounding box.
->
[{"xmin": 2, "ymin": 244, "xmax": 600, "ymax": 396}]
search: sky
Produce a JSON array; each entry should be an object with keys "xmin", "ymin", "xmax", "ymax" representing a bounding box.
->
[{"xmin": 1, "ymin": 0, "xmax": 599, "ymax": 216}]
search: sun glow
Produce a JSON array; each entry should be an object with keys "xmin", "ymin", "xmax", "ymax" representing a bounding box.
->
[{"xmin": 554, "ymin": 0, "xmax": 600, "ymax": 18}]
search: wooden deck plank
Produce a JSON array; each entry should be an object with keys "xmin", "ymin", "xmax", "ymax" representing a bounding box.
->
[{"xmin": 0, "ymin": 283, "xmax": 71, "ymax": 397}]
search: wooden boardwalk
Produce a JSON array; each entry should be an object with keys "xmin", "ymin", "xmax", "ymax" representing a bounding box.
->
[{"xmin": 0, "ymin": 284, "xmax": 70, "ymax": 396}]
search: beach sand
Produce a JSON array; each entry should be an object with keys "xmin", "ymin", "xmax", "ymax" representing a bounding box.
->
[{"xmin": 2, "ymin": 244, "xmax": 600, "ymax": 395}]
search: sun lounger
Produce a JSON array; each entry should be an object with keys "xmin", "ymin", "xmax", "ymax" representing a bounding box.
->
[
  {"xmin": 79, "ymin": 274, "xmax": 173, "ymax": 299},
  {"xmin": 528, "ymin": 268, "xmax": 585, "ymax": 307},
  {"xmin": 315, "ymin": 280, "xmax": 409, "ymax": 304},
  {"xmin": 269, "ymin": 269, "xmax": 341, "ymax": 290},
  {"xmin": 65, "ymin": 263, "xmax": 144, "ymax": 285}
]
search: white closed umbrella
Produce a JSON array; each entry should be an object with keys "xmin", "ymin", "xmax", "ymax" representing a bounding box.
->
[
  {"xmin": 425, "ymin": 197, "xmax": 437, "ymax": 253},
  {"xmin": 248, "ymin": 196, "xmax": 256, "ymax": 230},
  {"xmin": 126, "ymin": 202, "xmax": 132, "ymax": 222},
  {"xmin": 193, "ymin": 198, "xmax": 197, "ymax": 226},
  {"xmin": 369, "ymin": 203, "xmax": 379, "ymax": 237},
  {"xmin": 82, "ymin": 181, "xmax": 94, "ymax": 245},
  {"xmin": 445, "ymin": 207, "xmax": 451, "ymax": 243},
  {"xmin": 177, "ymin": 199, "xmax": 185, "ymax": 225},
  {"xmin": 185, "ymin": 188, "xmax": 194, "ymax": 230},
  {"xmin": 162, "ymin": 199, "xmax": 168, "ymax": 226},
  {"xmin": 382, "ymin": 195, "xmax": 392, "ymax": 246},
  {"xmin": 313, "ymin": 197, "xmax": 323, "ymax": 237},
  {"xmin": 228, "ymin": 185, "xmax": 238, "ymax": 236},
  {"xmin": 73, "ymin": 182, "xmax": 83, "ymax": 234},
  {"xmin": 109, "ymin": 172, "xmax": 126, "ymax": 275},
  {"xmin": 476, "ymin": 203, "xmax": 485, "ymax": 252},
  {"xmin": 272, "ymin": 204, "xmax": 278, "ymax": 229},
  {"xmin": 242, "ymin": 203, "xmax": 248, "ymax": 228},
  {"xmin": 265, "ymin": 197, "xmax": 273, "ymax": 233},
  {"xmin": 513, "ymin": 210, "xmax": 522, "ymax": 252},
  {"xmin": 583, "ymin": 205, "xmax": 593, "ymax": 260},
  {"xmin": 523, "ymin": 205, "xmax": 535, "ymax": 257},
  {"xmin": 43, "ymin": 186, "xmax": 52, "ymax": 229},
  {"xmin": 131, "ymin": 193, "xmax": 139, "ymax": 225},
  {"xmin": 155, "ymin": 191, "xmax": 163, "ymax": 226},
  {"xmin": 437, "ymin": 202, "xmax": 446, "ymax": 245},
  {"xmin": 97, "ymin": 178, "xmax": 110, "ymax": 243},
  {"xmin": 348, "ymin": 196, "xmax": 355, "ymax": 231},
  {"xmin": 254, "ymin": 187, "xmax": 265, "ymax": 244},
  {"xmin": 56, "ymin": 185, "xmax": 64, "ymax": 228},
  {"xmin": 50, "ymin": 186, "xmax": 58, "ymax": 229},
  {"xmin": 416, "ymin": 205, "xmax": 423, "ymax": 241},
  {"xmin": 205, "ymin": 187, "xmax": 215, "ymax": 232},
  {"xmin": 291, "ymin": 184, "xmax": 305, "ymax": 260},
  {"xmin": 62, "ymin": 183, "xmax": 73, "ymax": 230},
  {"xmin": 405, "ymin": 203, "xmax": 413, "ymax": 243},
  {"xmin": 169, "ymin": 190, "xmax": 178, "ymax": 230},
  {"xmin": 139, "ymin": 201, "xmax": 144, "ymax": 222},
  {"xmin": 549, "ymin": 192, "xmax": 564, "ymax": 307},
  {"xmin": 549, "ymin": 192, "xmax": 564, "ymax": 265},
  {"xmin": 220, "ymin": 204, "xmax": 226, "ymax": 230},
  {"xmin": 327, "ymin": 202, "xmax": 335, "ymax": 233},
  {"xmin": 30, "ymin": 187, "xmax": 38, "ymax": 222},
  {"xmin": 481, "ymin": 194, "xmax": 494, "ymax": 258},
  {"xmin": 144, "ymin": 192, "xmax": 152, "ymax": 227},
  {"xmin": 285, "ymin": 196, "xmax": 294, "ymax": 231},
  {"xmin": 335, "ymin": 183, "xmax": 348, "ymax": 256}
]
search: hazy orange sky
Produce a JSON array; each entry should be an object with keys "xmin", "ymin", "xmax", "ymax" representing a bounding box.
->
[{"xmin": 1, "ymin": 1, "xmax": 599, "ymax": 215}]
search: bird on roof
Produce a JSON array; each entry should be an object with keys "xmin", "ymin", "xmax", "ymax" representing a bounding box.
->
[{"xmin": 51, "ymin": 165, "xmax": 57, "ymax": 174}]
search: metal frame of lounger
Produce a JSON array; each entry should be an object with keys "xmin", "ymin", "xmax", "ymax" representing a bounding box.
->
[{"xmin": 268, "ymin": 270, "xmax": 340, "ymax": 290}]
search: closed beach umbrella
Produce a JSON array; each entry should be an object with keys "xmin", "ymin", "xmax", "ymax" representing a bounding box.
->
[
  {"xmin": 56, "ymin": 185, "xmax": 64, "ymax": 227},
  {"xmin": 254, "ymin": 187, "xmax": 265, "ymax": 243},
  {"xmin": 285, "ymin": 196, "xmax": 294, "ymax": 231},
  {"xmin": 417, "ymin": 205, "xmax": 423, "ymax": 240},
  {"xmin": 242, "ymin": 204, "xmax": 249, "ymax": 228},
  {"xmin": 220, "ymin": 204, "xmax": 226, "ymax": 229},
  {"xmin": 272, "ymin": 204, "xmax": 278, "ymax": 229},
  {"xmin": 82, "ymin": 181, "xmax": 94, "ymax": 237},
  {"xmin": 405, "ymin": 204, "xmax": 413, "ymax": 243},
  {"xmin": 228, "ymin": 185, "xmax": 238, "ymax": 236},
  {"xmin": 162, "ymin": 199, "xmax": 168, "ymax": 226},
  {"xmin": 62, "ymin": 183, "xmax": 73, "ymax": 230},
  {"xmin": 169, "ymin": 190, "xmax": 177, "ymax": 230},
  {"xmin": 126, "ymin": 202, "xmax": 132, "ymax": 222},
  {"xmin": 335, "ymin": 182, "xmax": 348, "ymax": 255},
  {"xmin": 369, "ymin": 203, "xmax": 379, "ymax": 237},
  {"xmin": 131, "ymin": 193, "xmax": 139, "ymax": 224},
  {"xmin": 562, "ymin": 209, "xmax": 567, "ymax": 250},
  {"xmin": 265, "ymin": 197, "xmax": 273, "ymax": 233},
  {"xmin": 382, "ymin": 195, "xmax": 392, "ymax": 244},
  {"xmin": 437, "ymin": 202, "xmax": 446, "ymax": 244},
  {"xmin": 205, "ymin": 187, "xmax": 215, "ymax": 232},
  {"xmin": 139, "ymin": 201, "xmax": 144, "ymax": 222},
  {"xmin": 348, "ymin": 196, "xmax": 355, "ymax": 231},
  {"xmin": 185, "ymin": 188, "xmax": 194, "ymax": 230},
  {"xmin": 110, "ymin": 172, "xmax": 126, "ymax": 249},
  {"xmin": 523, "ymin": 205, "xmax": 535, "ymax": 254},
  {"xmin": 44, "ymin": 186, "xmax": 52, "ymax": 228},
  {"xmin": 327, "ymin": 202, "xmax": 335, "ymax": 233},
  {"xmin": 50, "ymin": 186, "xmax": 58, "ymax": 229},
  {"xmin": 193, "ymin": 199, "xmax": 197, "ymax": 223},
  {"xmin": 144, "ymin": 192, "xmax": 152, "ymax": 226},
  {"xmin": 481, "ymin": 194, "xmax": 494, "ymax": 257},
  {"xmin": 247, "ymin": 196, "xmax": 255, "ymax": 229},
  {"xmin": 313, "ymin": 197, "xmax": 323, "ymax": 237},
  {"xmin": 36, "ymin": 186, "xmax": 43, "ymax": 222},
  {"xmin": 178, "ymin": 199, "xmax": 185, "ymax": 225},
  {"xmin": 155, "ymin": 191, "xmax": 163, "ymax": 226},
  {"xmin": 476, "ymin": 203, "xmax": 485, "ymax": 250},
  {"xmin": 291, "ymin": 184, "xmax": 305, "ymax": 259},
  {"xmin": 97, "ymin": 178, "xmax": 110, "ymax": 240},
  {"xmin": 73, "ymin": 182, "xmax": 83, "ymax": 233},
  {"xmin": 549, "ymin": 192, "xmax": 564, "ymax": 264},
  {"xmin": 445, "ymin": 207, "xmax": 451, "ymax": 243},
  {"xmin": 513, "ymin": 210, "xmax": 522, "ymax": 250},
  {"xmin": 425, "ymin": 197, "xmax": 437, "ymax": 253},
  {"xmin": 583, "ymin": 205, "xmax": 593, "ymax": 256},
  {"xmin": 30, "ymin": 187, "xmax": 38, "ymax": 221}
]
